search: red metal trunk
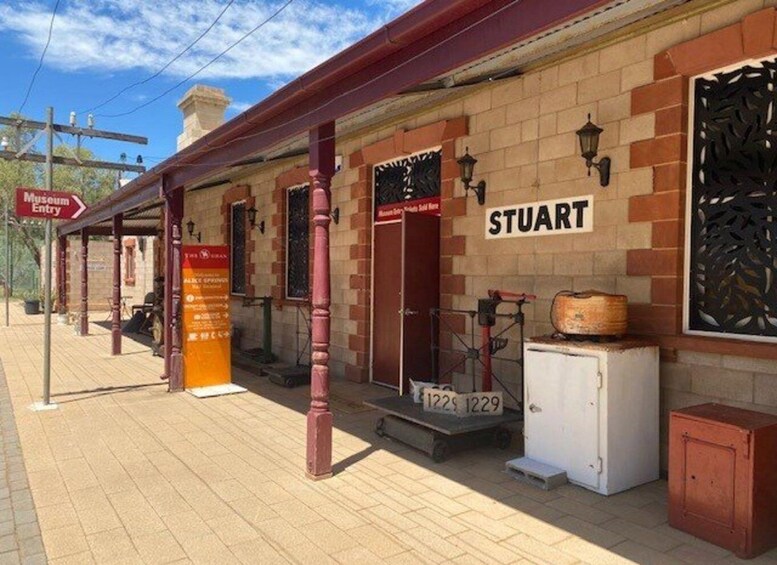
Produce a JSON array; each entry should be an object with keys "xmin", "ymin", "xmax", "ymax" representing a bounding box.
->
[
  {"xmin": 306, "ymin": 123, "xmax": 335, "ymax": 480},
  {"xmin": 164, "ymin": 182, "xmax": 184, "ymax": 391},
  {"xmin": 111, "ymin": 214, "xmax": 122, "ymax": 355},
  {"xmin": 79, "ymin": 229, "xmax": 88, "ymax": 336},
  {"xmin": 669, "ymin": 403, "xmax": 777, "ymax": 558}
]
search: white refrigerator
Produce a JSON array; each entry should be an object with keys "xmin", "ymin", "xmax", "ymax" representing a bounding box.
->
[{"xmin": 523, "ymin": 338, "xmax": 659, "ymax": 495}]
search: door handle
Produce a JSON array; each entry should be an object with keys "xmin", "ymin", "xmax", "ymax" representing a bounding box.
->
[
  {"xmin": 398, "ymin": 308, "xmax": 419, "ymax": 316},
  {"xmin": 528, "ymin": 403, "xmax": 542, "ymax": 413}
]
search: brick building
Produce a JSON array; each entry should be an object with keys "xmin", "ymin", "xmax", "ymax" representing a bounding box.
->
[{"xmin": 59, "ymin": 0, "xmax": 777, "ymax": 472}]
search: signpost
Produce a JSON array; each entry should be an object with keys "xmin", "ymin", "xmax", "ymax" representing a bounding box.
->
[
  {"xmin": 182, "ymin": 245, "xmax": 233, "ymax": 391},
  {"xmin": 15, "ymin": 188, "xmax": 87, "ymax": 220}
]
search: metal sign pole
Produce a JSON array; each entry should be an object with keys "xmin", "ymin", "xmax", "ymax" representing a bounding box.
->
[{"xmin": 38, "ymin": 107, "xmax": 56, "ymax": 410}]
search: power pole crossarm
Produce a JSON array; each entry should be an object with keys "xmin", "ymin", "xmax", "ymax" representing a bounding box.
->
[
  {"xmin": 0, "ymin": 116, "xmax": 147, "ymax": 145},
  {"xmin": 0, "ymin": 150, "xmax": 146, "ymax": 173}
]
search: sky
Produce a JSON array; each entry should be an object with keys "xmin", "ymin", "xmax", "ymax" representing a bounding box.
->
[{"xmin": 0, "ymin": 0, "xmax": 421, "ymax": 180}]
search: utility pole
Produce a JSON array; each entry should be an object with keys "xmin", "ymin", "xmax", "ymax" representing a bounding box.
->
[
  {"xmin": 0, "ymin": 109, "xmax": 146, "ymax": 410},
  {"xmin": 42, "ymin": 107, "xmax": 53, "ymax": 407}
]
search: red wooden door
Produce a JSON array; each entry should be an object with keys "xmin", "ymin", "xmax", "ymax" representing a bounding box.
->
[
  {"xmin": 372, "ymin": 223, "xmax": 402, "ymax": 388},
  {"xmin": 400, "ymin": 212, "xmax": 440, "ymax": 394},
  {"xmin": 371, "ymin": 213, "xmax": 440, "ymax": 393}
]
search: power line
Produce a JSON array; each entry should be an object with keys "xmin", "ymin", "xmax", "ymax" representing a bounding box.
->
[
  {"xmin": 135, "ymin": 0, "xmax": 525, "ymax": 173},
  {"xmin": 18, "ymin": 0, "xmax": 61, "ymax": 114},
  {"xmin": 99, "ymin": 0, "xmax": 294, "ymax": 119},
  {"xmin": 79, "ymin": 0, "xmax": 235, "ymax": 115}
]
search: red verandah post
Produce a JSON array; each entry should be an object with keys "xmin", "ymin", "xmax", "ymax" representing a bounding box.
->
[
  {"xmin": 163, "ymin": 179, "xmax": 184, "ymax": 391},
  {"xmin": 306, "ymin": 122, "xmax": 335, "ymax": 480},
  {"xmin": 111, "ymin": 213, "xmax": 123, "ymax": 355},
  {"xmin": 79, "ymin": 228, "xmax": 89, "ymax": 336}
]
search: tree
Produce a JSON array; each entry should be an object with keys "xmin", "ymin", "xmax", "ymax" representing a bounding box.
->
[{"xmin": 1, "ymin": 116, "xmax": 117, "ymax": 289}]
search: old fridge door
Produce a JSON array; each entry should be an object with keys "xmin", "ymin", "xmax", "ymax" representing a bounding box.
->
[{"xmin": 525, "ymin": 348, "xmax": 600, "ymax": 489}]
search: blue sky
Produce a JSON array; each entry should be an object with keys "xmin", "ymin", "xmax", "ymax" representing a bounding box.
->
[{"xmin": 0, "ymin": 0, "xmax": 419, "ymax": 179}]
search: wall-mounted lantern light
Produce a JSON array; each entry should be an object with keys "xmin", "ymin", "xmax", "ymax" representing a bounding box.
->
[
  {"xmin": 457, "ymin": 147, "xmax": 487, "ymax": 205},
  {"xmin": 186, "ymin": 219, "xmax": 201, "ymax": 243},
  {"xmin": 247, "ymin": 206, "xmax": 265, "ymax": 234},
  {"xmin": 576, "ymin": 114, "xmax": 611, "ymax": 187},
  {"xmin": 330, "ymin": 207, "xmax": 340, "ymax": 225}
]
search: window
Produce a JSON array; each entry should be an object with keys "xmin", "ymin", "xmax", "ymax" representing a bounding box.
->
[
  {"xmin": 686, "ymin": 56, "xmax": 777, "ymax": 341},
  {"xmin": 231, "ymin": 201, "xmax": 246, "ymax": 295},
  {"xmin": 123, "ymin": 239, "xmax": 136, "ymax": 286},
  {"xmin": 286, "ymin": 184, "xmax": 309, "ymax": 299}
]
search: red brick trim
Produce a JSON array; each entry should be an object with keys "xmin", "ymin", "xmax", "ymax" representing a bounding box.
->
[
  {"xmin": 271, "ymin": 166, "xmax": 312, "ymax": 308},
  {"xmin": 345, "ymin": 117, "xmax": 468, "ymax": 384},
  {"xmin": 627, "ymin": 7, "xmax": 777, "ymax": 351},
  {"xmin": 221, "ymin": 184, "xmax": 256, "ymax": 297}
]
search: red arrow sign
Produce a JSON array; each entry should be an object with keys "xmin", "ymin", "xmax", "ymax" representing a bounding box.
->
[{"xmin": 15, "ymin": 187, "xmax": 87, "ymax": 220}]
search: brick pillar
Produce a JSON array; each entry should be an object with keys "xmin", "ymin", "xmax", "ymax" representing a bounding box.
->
[
  {"xmin": 164, "ymin": 182, "xmax": 184, "ymax": 391},
  {"xmin": 111, "ymin": 214, "xmax": 123, "ymax": 355},
  {"xmin": 79, "ymin": 229, "xmax": 89, "ymax": 336},
  {"xmin": 306, "ymin": 122, "xmax": 335, "ymax": 480}
]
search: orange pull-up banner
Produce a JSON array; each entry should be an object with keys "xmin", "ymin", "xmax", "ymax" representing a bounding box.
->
[{"xmin": 182, "ymin": 245, "xmax": 231, "ymax": 389}]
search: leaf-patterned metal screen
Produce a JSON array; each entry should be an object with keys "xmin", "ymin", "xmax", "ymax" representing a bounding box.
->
[
  {"xmin": 689, "ymin": 59, "xmax": 777, "ymax": 338},
  {"xmin": 286, "ymin": 184, "xmax": 309, "ymax": 299},
  {"xmin": 374, "ymin": 149, "xmax": 441, "ymax": 210},
  {"xmin": 231, "ymin": 202, "xmax": 246, "ymax": 295}
]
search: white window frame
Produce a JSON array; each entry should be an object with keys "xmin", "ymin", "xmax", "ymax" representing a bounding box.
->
[
  {"xmin": 285, "ymin": 183, "xmax": 309, "ymax": 301},
  {"xmin": 230, "ymin": 200, "xmax": 246, "ymax": 297},
  {"xmin": 683, "ymin": 55, "xmax": 777, "ymax": 343}
]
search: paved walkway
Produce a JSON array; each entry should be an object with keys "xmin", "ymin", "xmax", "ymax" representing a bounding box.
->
[
  {"xmin": 0, "ymin": 360, "xmax": 46, "ymax": 565},
  {"xmin": 0, "ymin": 303, "xmax": 774, "ymax": 564}
]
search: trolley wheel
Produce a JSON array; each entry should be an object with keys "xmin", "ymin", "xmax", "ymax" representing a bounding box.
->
[
  {"xmin": 494, "ymin": 428, "xmax": 512, "ymax": 450},
  {"xmin": 284, "ymin": 376, "xmax": 295, "ymax": 388},
  {"xmin": 431, "ymin": 440, "xmax": 450, "ymax": 463},
  {"xmin": 375, "ymin": 417, "xmax": 386, "ymax": 437}
]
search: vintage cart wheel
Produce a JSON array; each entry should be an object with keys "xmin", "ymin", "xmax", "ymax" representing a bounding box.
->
[
  {"xmin": 375, "ymin": 417, "xmax": 386, "ymax": 437},
  {"xmin": 431, "ymin": 439, "xmax": 450, "ymax": 463},
  {"xmin": 284, "ymin": 376, "xmax": 295, "ymax": 388},
  {"xmin": 494, "ymin": 428, "xmax": 512, "ymax": 450}
]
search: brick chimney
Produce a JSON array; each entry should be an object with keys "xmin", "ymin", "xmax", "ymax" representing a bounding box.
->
[{"xmin": 176, "ymin": 85, "xmax": 231, "ymax": 151}]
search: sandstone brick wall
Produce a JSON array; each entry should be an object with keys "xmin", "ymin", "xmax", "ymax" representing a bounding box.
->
[
  {"xmin": 180, "ymin": 0, "xmax": 777, "ymax": 466},
  {"xmin": 54, "ymin": 238, "xmax": 156, "ymax": 314}
]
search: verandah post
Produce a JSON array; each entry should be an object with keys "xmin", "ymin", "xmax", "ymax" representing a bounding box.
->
[
  {"xmin": 164, "ymin": 179, "xmax": 184, "ymax": 391},
  {"xmin": 306, "ymin": 121, "xmax": 336, "ymax": 480},
  {"xmin": 79, "ymin": 228, "xmax": 89, "ymax": 336},
  {"xmin": 111, "ymin": 213, "xmax": 123, "ymax": 355}
]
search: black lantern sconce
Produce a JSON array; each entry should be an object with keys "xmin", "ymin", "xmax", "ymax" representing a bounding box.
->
[
  {"xmin": 186, "ymin": 219, "xmax": 201, "ymax": 243},
  {"xmin": 576, "ymin": 114, "xmax": 611, "ymax": 187},
  {"xmin": 330, "ymin": 207, "xmax": 340, "ymax": 225},
  {"xmin": 247, "ymin": 206, "xmax": 265, "ymax": 234},
  {"xmin": 457, "ymin": 147, "xmax": 487, "ymax": 205}
]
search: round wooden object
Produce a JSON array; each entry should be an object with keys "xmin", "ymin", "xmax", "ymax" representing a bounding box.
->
[{"xmin": 551, "ymin": 291, "xmax": 627, "ymax": 336}]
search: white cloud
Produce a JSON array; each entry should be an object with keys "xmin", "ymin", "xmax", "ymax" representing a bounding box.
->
[
  {"xmin": 228, "ymin": 100, "xmax": 253, "ymax": 114},
  {"xmin": 0, "ymin": 0, "xmax": 416, "ymax": 82}
]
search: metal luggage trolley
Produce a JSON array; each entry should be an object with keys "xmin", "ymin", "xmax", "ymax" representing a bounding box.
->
[{"xmin": 367, "ymin": 290, "xmax": 534, "ymax": 462}]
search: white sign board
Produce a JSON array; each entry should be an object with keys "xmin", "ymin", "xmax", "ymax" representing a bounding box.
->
[
  {"xmin": 423, "ymin": 389, "xmax": 503, "ymax": 418},
  {"xmin": 485, "ymin": 195, "xmax": 594, "ymax": 239}
]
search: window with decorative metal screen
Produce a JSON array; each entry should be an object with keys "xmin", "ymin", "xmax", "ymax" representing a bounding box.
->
[
  {"xmin": 231, "ymin": 202, "xmax": 246, "ymax": 295},
  {"xmin": 374, "ymin": 149, "xmax": 441, "ymax": 210},
  {"xmin": 687, "ymin": 58, "xmax": 777, "ymax": 340},
  {"xmin": 286, "ymin": 184, "xmax": 309, "ymax": 299}
]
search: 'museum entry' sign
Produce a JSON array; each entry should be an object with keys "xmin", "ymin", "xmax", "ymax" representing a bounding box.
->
[
  {"xmin": 182, "ymin": 245, "xmax": 232, "ymax": 388},
  {"xmin": 485, "ymin": 195, "xmax": 594, "ymax": 239}
]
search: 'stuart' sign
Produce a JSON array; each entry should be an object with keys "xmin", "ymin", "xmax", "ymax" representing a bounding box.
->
[{"xmin": 485, "ymin": 195, "xmax": 594, "ymax": 239}]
